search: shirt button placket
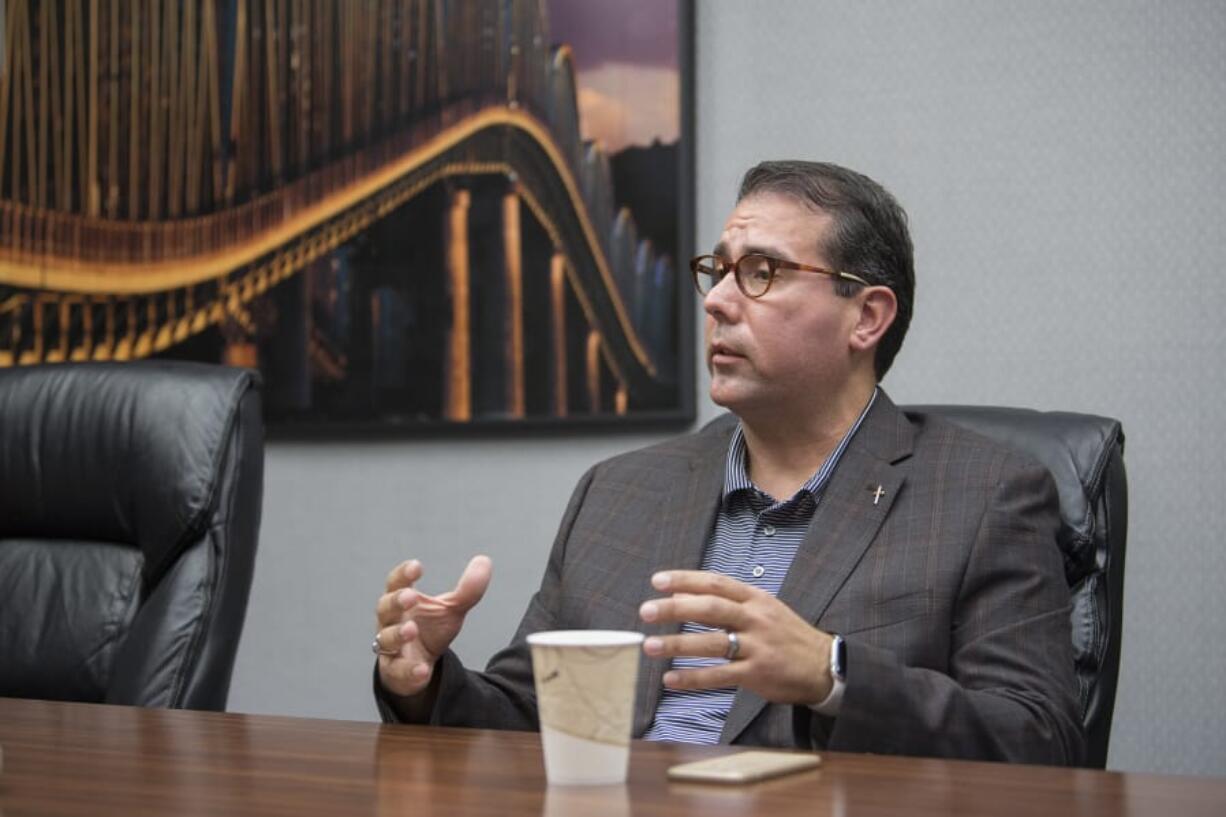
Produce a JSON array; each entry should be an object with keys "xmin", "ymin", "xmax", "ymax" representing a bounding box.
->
[{"xmin": 750, "ymin": 517, "xmax": 775, "ymax": 584}]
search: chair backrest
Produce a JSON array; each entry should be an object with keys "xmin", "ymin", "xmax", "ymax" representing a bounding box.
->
[
  {"xmin": 906, "ymin": 405, "xmax": 1127, "ymax": 768},
  {"xmin": 0, "ymin": 361, "xmax": 264, "ymax": 710}
]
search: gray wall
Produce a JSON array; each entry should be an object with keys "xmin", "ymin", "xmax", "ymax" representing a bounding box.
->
[{"xmin": 228, "ymin": 0, "xmax": 1226, "ymax": 777}]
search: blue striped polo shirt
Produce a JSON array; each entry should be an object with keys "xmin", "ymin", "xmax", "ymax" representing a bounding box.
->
[{"xmin": 643, "ymin": 389, "xmax": 878, "ymax": 744}]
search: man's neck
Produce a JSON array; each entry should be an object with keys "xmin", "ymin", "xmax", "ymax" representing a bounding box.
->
[{"xmin": 739, "ymin": 381, "xmax": 877, "ymax": 501}]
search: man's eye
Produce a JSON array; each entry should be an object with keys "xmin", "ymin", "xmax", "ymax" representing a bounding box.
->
[{"xmin": 742, "ymin": 261, "xmax": 771, "ymax": 282}]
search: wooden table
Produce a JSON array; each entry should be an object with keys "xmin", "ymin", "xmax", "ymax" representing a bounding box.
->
[{"xmin": 1, "ymin": 698, "xmax": 1223, "ymax": 816}]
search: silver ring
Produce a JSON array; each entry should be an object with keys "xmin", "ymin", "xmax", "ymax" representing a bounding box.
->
[
  {"xmin": 372, "ymin": 634, "xmax": 398, "ymax": 657},
  {"xmin": 724, "ymin": 630, "xmax": 740, "ymax": 661}
]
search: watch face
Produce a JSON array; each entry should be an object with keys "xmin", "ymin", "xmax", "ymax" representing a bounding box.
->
[{"xmin": 833, "ymin": 636, "xmax": 847, "ymax": 680}]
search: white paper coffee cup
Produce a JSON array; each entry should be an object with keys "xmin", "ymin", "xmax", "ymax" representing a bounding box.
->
[{"xmin": 528, "ymin": 630, "xmax": 644, "ymax": 786}]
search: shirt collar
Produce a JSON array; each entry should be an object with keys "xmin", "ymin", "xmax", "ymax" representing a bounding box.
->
[{"xmin": 722, "ymin": 388, "xmax": 879, "ymax": 504}]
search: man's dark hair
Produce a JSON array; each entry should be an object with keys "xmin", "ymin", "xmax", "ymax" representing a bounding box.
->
[{"xmin": 737, "ymin": 160, "xmax": 915, "ymax": 380}]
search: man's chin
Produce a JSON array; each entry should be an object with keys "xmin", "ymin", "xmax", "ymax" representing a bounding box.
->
[
  {"xmin": 708, "ymin": 381, "xmax": 750, "ymax": 413},
  {"xmin": 710, "ymin": 376, "xmax": 785, "ymax": 418}
]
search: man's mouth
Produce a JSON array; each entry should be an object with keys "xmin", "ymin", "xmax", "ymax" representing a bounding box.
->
[{"xmin": 708, "ymin": 342, "xmax": 744, "ymax": 363}]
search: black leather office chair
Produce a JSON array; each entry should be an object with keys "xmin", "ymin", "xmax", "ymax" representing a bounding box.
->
[
  {"xmin": 908, "ymin": 405, "xmax": 1127, "ymax": 768},
  {"xmin": 0, "ymin": 361, "xmax": 264, "ymax": 710}
]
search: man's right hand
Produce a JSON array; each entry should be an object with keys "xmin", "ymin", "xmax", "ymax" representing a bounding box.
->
[{"xmin": 375, "ymin": 555, "xmax": 493, "ymax": 698}]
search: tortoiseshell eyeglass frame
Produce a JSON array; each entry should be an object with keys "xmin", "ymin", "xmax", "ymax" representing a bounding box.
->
[{"xmin": 689, "ymin": 253, "xmax": 870, "ymax": 299}]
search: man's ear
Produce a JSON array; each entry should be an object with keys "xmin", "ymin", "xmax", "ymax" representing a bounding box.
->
[{"xmin": 849, "ymin": 287, "xmax": 897, "ymax": 354}]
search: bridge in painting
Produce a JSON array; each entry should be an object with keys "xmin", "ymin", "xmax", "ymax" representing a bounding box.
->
[{"xmin": 0, "ymin": 0, "xmax": 680, "ymax": 421}]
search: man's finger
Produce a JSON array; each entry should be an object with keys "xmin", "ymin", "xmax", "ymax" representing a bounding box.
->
[
  {"xmin": 374, "ymin": 622, "xmax": 408, "ymax": 657},
  {"xmin": 375, "ymin": 588, "xmax": 418, "ymax": 625},
  {"xmin": 643, "ymin": 630, "xmax": 735, "ymax": 659},
  {"xmin": 663, "ymin": 664, "xmax": 739, "ymax": 691},
  {"xmin": 651, "ymin": 570, "xmax": 758, "ymax": 601},
  {"xmin": 449, "ymin": 555, "xmax": 493, "ymax": 611},
  {"xmin": 385, "ymin": 559, "xmax": 423, "ymax": 593},
  {"xmin": 640, "ymin": 594, "xmax": 746, "ymax": 629}
]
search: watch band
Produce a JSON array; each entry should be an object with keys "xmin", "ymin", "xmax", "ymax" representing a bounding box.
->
[{"xmin": 809, "ymin": 634, "xmax": 847, "ymax": 716}]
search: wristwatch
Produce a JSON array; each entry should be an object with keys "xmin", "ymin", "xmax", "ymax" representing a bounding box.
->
[
  {"xmin": 808, "ymin": 634, "xmax": 847, "ymax": 715},
  {"xmin": 830, "ymin": 634, "xmax": 846, "ymax": 683}
]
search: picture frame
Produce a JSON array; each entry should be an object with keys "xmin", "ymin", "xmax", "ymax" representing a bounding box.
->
[{"xmin": 0, "ymin": 0, "xmax": 696, "ymax": 434}]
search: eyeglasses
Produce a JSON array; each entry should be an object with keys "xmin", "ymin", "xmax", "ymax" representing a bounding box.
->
[{"xmin": 690, "ymin": 253, "xmax": 870, "ymax": 299}]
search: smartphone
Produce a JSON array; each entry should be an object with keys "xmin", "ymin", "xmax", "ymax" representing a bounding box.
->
[{"xmin": 667, "ymin": 750, "xmax": 821, "ymax": 784}]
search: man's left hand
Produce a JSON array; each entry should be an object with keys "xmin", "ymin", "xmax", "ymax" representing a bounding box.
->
[{"xmin": 639, "ymin": 570, "xmax": 834, "ymax": 705}]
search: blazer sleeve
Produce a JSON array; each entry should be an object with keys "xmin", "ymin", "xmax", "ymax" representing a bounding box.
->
[
  {"xmin": 374, "ymin": 466, "xmax": 597, "ymax": 728},
  {"xmin": 822, "ymin": 457, "xmax": 1086, "ymax": 764}
]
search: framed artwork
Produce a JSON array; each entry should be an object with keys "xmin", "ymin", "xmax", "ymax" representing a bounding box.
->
[{"xmin": 0, "ymin": 0, "xmax": 695, "ymax": 433}]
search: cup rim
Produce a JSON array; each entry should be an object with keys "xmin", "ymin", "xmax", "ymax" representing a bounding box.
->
[{"xmin": 526, "ymin": 629, "xmax": 645, "ymax": 647}]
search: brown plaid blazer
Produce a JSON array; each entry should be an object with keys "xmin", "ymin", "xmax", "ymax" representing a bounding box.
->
[{"xmin": 377, "ymin": 392, "xmax": 1084, "ymax": 765}]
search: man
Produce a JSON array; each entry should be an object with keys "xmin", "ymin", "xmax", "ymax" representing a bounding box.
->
[{"xmin": 372, "ymin": 161, "xmax": 1084, "ymax": 764}]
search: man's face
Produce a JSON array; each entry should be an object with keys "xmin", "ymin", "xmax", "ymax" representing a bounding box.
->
[{"xmin": 704, "ymin": 192, "xmax": 864, "ymax": 418}]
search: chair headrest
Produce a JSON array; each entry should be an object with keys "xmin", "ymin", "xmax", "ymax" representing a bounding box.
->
[
  {"xmin": 0, "ymin": 361, "xmax": 260, "ymax": 585},
  {"xmin": 907, "ymin": 405, "xmax": 1124, "ymax": 580}
]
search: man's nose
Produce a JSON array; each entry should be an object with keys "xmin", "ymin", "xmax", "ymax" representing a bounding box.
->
[{"xmin": 704, "ymin": 270, "xmax": 742, "ymax": 320}]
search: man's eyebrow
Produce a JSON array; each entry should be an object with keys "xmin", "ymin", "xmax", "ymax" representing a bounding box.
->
[{"xmin": 710, "ymin": 243, "xmax": 792, "ymax": 260}]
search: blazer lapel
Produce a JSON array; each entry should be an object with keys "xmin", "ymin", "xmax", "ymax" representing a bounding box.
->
[
  {"xmin": 632, "ymin": 419, "xmax": 731, "ymax": 736},
  {"xmin": 720, "ymin": 393, "xmax": 916, "ymax": 743}
]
